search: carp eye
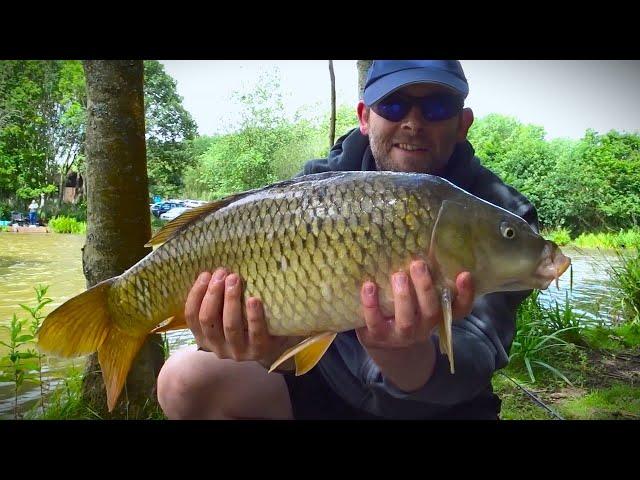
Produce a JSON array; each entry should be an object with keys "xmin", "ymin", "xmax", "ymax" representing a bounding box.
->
[{"xmin": 501, "ymin": 222, "xmax": 516, "ymax": 239}]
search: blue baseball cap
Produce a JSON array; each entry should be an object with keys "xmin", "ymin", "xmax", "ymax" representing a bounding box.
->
[{"xmin": 363, "ymin": 60, "xmax": 469, "ymax": 106}]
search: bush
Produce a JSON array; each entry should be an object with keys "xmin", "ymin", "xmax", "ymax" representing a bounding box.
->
[
  {"xmin": 48, "ymin": 216, "xmax": 86, "ymax": 234},
  {"xmin": 543, "ymin": 228, "xmax": 571, "ymax": 246}
]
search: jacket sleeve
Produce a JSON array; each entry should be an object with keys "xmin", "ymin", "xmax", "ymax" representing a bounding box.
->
[{"xmin": 359, "ymin": 190, "xmax": 540, "ymax": 409}]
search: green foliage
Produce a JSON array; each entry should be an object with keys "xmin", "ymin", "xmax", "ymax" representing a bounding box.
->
[
  {"xmin": 0, "ymin": 285, "xmax": 51, "ymax": 419},
  {"xmin": 509, "ymin": 291, "xmax": 584, "ymax": 384},
  {"xmin": 48, "ymin": 215, "xmax": 86, "ymax": 234},
  {"xmin": 468, "ymin": 114, "xmax": 640, "ymax": 234},
  {"xmin": 559, "ymin": 384, "xmax": 640, "ymax": 420},
  {"xmin": 184, "ymin": 70, "xmax": 358, "ymax": 200},
  {"xmin": 0, "ymin": 200, "xmax": 12, "ymax": 220},
  {"xmin": 24, "ymin": 365, "xmax": 99, "ymax": 420},
  {"xmin": 542, "ymin": 227, "xmax": 572, "ymax": 246},
  {"xmin": 1, "ymin": 60, "xmax": 197, "ymax": 208},
  {"xmin": 144, "ymin": 61, "xmax": 198, "ymax": 198},
  {"xmin": 0, "ymin": 60, "xmax": 86, "ymax": 204},
  {"xmin": 607, "ymin": 248, "xmax": 640, "ymax": 322},
  {"xmin": 40, "ymin": 199, "xmax": 86, "ymax": 224},
  {"xmin": 573, "ymin": 229, "xmax": 640, "ymax": 250}
]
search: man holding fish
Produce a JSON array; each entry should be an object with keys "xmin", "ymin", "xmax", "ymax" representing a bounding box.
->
[
  {"xmin": 154, "ymin": 60, "xmax": 569, "ymax": 420},
  {"xmin": 37, "ymin": 60, "xmax": 570, "ymax": 418}
]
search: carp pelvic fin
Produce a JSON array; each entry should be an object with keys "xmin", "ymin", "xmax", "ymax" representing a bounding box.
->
[
  {"xmin": 37, "ymin": 278, "xmax": 115, "ymax": 357},
  {"xmin": 268, "ymin": 332, "xmax": 337, "ymax": 376},
  {"xmin": 151, "ymin": 313, "xmax": 187, "ymax": 333},
  {"xmin": 439, "ymin": 287, "xmax": 455, "ymax": 374}
]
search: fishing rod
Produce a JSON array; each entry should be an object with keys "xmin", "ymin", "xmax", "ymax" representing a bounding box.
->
[{"xmin": 498, "ymin": 371, "xmax": 565, "ymax": 420}]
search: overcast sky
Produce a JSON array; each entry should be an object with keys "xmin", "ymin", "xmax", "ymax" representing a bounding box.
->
[{"xmin": 160, "ymin": 60, "xmax": 640, "ymax": 141}]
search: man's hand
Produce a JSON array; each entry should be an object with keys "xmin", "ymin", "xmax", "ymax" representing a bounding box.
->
[
  {"xmin": 185, "ymin": 269, "xmax": 296, "ymax": 366},
  {"xmin": 355, "ymin": 260, "xmax": 475, "ymax": 392}
]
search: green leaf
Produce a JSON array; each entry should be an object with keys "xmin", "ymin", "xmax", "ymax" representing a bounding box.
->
[
  {"xmin": 17, "ymin": 352, "xmax": 38, "ymax": 360},
  {"xmin": 533, "ymin": 360, "xmax": 574, "ymax": 386},
  {"xmin": 19, "ymin": 304, "xmax": 35, "ymax": 316},
  {"xmin": 524, "ymin": 357, "xmax": 536, "ymax": 383},
  {"xmin": 15, "ymin": 335, "xmax": 34, "ymax": 343}
]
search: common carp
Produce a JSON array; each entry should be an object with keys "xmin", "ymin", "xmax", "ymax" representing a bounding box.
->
[{"xmin": 37, "ymin": 171, "xmax": 571, "ymax": 411}]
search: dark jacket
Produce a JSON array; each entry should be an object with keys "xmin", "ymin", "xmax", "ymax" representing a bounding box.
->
[{"xmin": 298, "ymin": 128, "xmax": 539, "ymax": 419}]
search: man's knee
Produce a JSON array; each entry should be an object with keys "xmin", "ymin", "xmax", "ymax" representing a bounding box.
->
[{"xmin": 157, "ymin": 347, "xmax": 222, "ymax": 419}]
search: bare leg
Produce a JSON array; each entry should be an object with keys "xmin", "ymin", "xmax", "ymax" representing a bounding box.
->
[{"xmin": 157, "ymin": 345, "xmax": 294, "ymax": 420}]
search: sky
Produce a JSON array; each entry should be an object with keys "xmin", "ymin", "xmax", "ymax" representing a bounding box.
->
[{"xmin": 160, "ymin": 60, "xmax": 640, "ymax": 141}]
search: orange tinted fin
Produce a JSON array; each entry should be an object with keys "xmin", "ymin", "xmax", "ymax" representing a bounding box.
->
[
  {"xmin": 268, "ymin": 332, "xmax": 337, "ymax": 376},
  {"xmin": 151, "ymin": 313, "xmax": 187, "ymax": 333},
  {"xmin": 97, "ymin": 327, "xmax": 147, "ymax": 412},
  {"xmin": 37, "ymin": 278, "xmax": 115, "ymax": 357}
]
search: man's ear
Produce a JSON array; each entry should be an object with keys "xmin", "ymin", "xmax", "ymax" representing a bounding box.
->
[
  {"xmin": 456, "ymin": 107, "xmax": 474, "ymax": 142},
  {"xmin": 357, "ymin": 101, "xmax": 370, "ymax": 135}
]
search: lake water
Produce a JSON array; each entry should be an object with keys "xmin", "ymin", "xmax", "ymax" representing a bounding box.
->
[{"xmin": 0, "ymin": 231, "xmax": 625, "ymax": 418}]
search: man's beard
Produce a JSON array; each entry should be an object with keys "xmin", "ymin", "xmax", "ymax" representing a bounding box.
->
[{"xmin": 369, "ymin": 133, "xmax": 434, "ymax": 174}]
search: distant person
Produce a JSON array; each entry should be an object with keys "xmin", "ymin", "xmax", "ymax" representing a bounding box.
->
[{"xmin": 28, "ymin": 200, "xmax": 39, "ymax": 226}]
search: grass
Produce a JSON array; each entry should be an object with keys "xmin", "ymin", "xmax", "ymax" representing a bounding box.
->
[
  {"xmin": 47, "ymin": 215, "xmax": 87, "ymax": 234},
  {"xmin": 573, "ymin": 229, "xmax": 640, "ymax": 250},
  {"xmin": 508, "ymin": 290, "xmax": 584, "ymax": 385},
  {"xmin": 606, "ymin": 248, "xmax": 640, "ymax": 322},
  {"xmin": 559, "ymin": 385, "xmax": 640, "ymax": 420},
  {"xmin": 542, "ymin": 227, "xmax": 640, "ymax": 249}
]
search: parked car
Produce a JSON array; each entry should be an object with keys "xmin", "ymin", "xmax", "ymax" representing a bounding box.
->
[
  {"xmin": 183, "ymin": 199, "xmax": 208, "ymax": 208},
  {"xmin": 160, "ymin": 206, "xmax": 191, "ymax": 221},
  {"xmin": 151, "ymin": 201, "xmax": 184, "ymax": 217}
]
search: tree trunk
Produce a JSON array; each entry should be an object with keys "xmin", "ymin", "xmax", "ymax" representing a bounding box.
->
[
  {"xmin": 81, "ymin": 60, "xmax": 164, "ymax": 419},
  {"xmin": 328, "ymin": 60, "xmax": 336, "ymax": 149},
  {"xmin": 357, "ymin": 60, "xmax": 373, "ymax": 100}
]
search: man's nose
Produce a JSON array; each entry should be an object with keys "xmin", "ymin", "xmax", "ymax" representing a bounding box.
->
[{"xmin": 401, "ymin": 105, "xmax": 426, "ymax": 131}]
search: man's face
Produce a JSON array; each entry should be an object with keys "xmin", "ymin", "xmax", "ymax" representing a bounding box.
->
[{"xmin": 357, "ymin": 83, "xmax": 474, "ymax": 175}]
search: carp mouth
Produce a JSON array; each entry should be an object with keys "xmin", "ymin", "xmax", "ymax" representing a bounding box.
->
[{"xmin": 533, "ymin": 241, "xmax": 571, "ymax": 290}]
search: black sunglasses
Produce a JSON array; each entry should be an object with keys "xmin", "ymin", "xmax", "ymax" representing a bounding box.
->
[{"xmin": 371, "ymin": 92, "xmax": 464, "ymax": 123}]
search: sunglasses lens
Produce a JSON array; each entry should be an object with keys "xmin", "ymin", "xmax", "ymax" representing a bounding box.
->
[
  {"xmin": 421, "ymin": 95, "xmax": 463, "ymax": 121},
  {"xmin": 372, "ymin": 96, "xmax": 409, "ymax": 122}
]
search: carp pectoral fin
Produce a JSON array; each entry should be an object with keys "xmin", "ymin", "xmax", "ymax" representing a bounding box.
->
[
  {"xmin": 151, "ymin": 313, "xmax": 187, "ymax": 333},
  {"xmin": 98, "ymin": 328, "xmax": 147, "ymax": 412},
  {"xmin": 429, "ymin": 200, "xmax": 475, "ymax": 280},
  {"xmin": 268, "ymin": 332, "xmax": 337, "ymax": 376},
  {"xmin": 439, "ymin": 287, "xmax": 455, "ymax": 374}
]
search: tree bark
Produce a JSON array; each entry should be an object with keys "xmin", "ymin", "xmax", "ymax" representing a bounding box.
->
[
  {"xmin": 328, "ymin": 60, "xmax": 336, "ymax": 149},
  {"xmin": 81, "ymin": 60, "xmax": 164, "ymax": 419},
  {"xmin": 357, "ymin": 60, "xmax": 373, "ymax": 100}
]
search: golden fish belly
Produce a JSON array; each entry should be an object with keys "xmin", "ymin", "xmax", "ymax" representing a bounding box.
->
[{"xmin": 110, "ymin": 173, "xmax": 439, "ymax": 336}]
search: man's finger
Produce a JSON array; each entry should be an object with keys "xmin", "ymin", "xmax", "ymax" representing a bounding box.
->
[
  {"xmin": 185, "ymin": 271, "xmax": 211, "ymax": 339},
  {"xmin": 359, "ymin": 281, "xmax": 390, "ymax": 342},
  {"xmin": 246, "ymin": 297, "xmax": 269, "ymax": 356},
  {"xmin": 410, "ymin": 260, "xmax": 440, "ymax": 332},
  {"xmin": 452, "ymin": 272, "xmax": 474, "ymax": 320},
  {"xmin": 391, "ymin": 271, "xmax": 416, "ymax": 340},
  {"xmin": 222, "ymin": 273, "xmax": 247, "ymax": 358},
  {"xmin": 199, "ymin": 268, "xmax": 227, "ymax": 348}
]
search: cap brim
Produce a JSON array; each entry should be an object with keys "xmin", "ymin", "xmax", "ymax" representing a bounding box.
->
[{"xmin": 363, "ymin": 67, "xmax": 469, "ymax": 105}]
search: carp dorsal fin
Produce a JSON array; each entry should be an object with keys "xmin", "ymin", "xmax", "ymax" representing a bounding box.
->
[
  {"xmin": 269, "ymin": 332, "xmax": 337, "ymax": 376},
  {"xmin": 144, "ymin": 173, "xmax": 347, "ymax": 248},
  {"xmin": 145, "ymin": 194, "xmax": 248, "ymax": 247}
]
